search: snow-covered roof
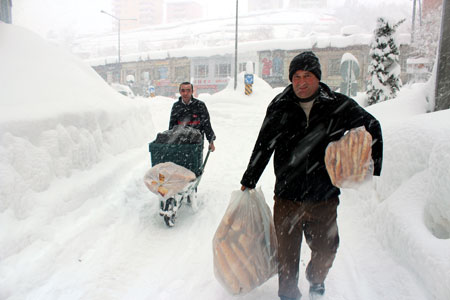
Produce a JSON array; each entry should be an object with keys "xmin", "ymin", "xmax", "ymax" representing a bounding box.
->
[{"xmin": 87, "ymin": 32, "xmax": 411, "ymax": 67}]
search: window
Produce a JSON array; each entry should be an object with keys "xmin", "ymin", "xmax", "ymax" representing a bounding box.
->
[
  {"xmin": 239, "ymin": 62, "xmax": 256, "ymax": 73},
  {"xmin": 215, "ymin": 63, "xmax": 231, "ymax": 78},
  {"xmin": 175, "ymin": 66, "xmax": 189, "ymax": 81},
  {"xmin": 328, "ymin": 58, "xmax": 341, "ymax": 76},
  {"xmin": 195, "ymin": 64, "xmax": 209, "ymax": 78},
  {"xmin": 239, "ymin": 63, "xmax": 246, "ymax": 72},
  {"xmin": 141, "ymin": 70, "xmax": 150, "ymax": 81},
  {"xmin": 156, "ymin": 67, "xmax": 168, "ymax": 79}
]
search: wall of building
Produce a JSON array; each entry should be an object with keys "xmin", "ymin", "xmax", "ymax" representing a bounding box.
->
[
  {"xmin": 288, "ymin": 0, "xmax": 327, "ymax": 9},
  {"xmin": 423, "ymin": 0, "xmax": 443, "ymax": 15},
  {"xmin": 0, "ymin": 0, "xmax": 12, "ymax": 24},
  {"xmin": 166, "ymin": 1, "xmax": 203, "ymax": 23},
  {"xmin": 92, "ymin": 43, "xmax": 412, "ymax": 97},
  {"xmin": 112, "ymin": 0, "xmax": 164, "ymax": 31},
  {"xmin": 248, "ymin": 0, "xmax": 283, "ymax": 12}
]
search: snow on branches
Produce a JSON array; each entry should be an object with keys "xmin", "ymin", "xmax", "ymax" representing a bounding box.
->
[{"xmin": 367, "ymin": 17, "xmax": 405, "ymax": 105}]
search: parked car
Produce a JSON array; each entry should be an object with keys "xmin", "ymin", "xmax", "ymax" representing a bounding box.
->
[{"xmin": 111, "ymin": 83, "xmax": 135, "ymax": 98}]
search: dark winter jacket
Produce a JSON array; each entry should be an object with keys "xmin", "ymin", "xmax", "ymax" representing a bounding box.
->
[
  {"xmin": 169, "ymin": 97, "xmax": 216, "ymax": 143},
  {"xmin": 240, "ymin": 83, "xmax": 383, "ymax": 202}
]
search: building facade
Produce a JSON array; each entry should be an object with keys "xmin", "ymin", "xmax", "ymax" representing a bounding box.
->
[
  {"xmin": 248, "ymin": 0, "xmax": 283, "ymax": 12},
  {"xmin": 0, "ymin": 0, "xmax": 12, "ymax": 24},
  {"xmin": 112, "ymin": 0, "xmax": 164, "ymax": 30},
  {"xmin": 165, "ymin": 1, "xmax": 203, "ymax": 23},
  {"xmin": 92, "ymin": 40, "xmax": 411, "ymax": 98},
  {"xmin": 423, "ymin": 0, "xmax": 443, "ymax": 15},
  {"xmin": 288, "ymin": 0, "xmax": 327, "ymax": 9}
]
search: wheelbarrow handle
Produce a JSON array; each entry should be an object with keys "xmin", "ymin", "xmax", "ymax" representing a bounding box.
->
[{"xmin": 199, "ymin": 148, "xmax": 211, "ymax": 175}]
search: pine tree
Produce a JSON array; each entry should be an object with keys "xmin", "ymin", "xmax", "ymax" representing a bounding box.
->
[{"xmin": 367, "ymin": 17, "xmax": 405, "ymax": 105}]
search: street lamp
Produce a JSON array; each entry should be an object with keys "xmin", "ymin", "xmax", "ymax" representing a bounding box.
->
[{"xmin": 100, "ymin": 10, "xmax": 136, "ymax": 83}]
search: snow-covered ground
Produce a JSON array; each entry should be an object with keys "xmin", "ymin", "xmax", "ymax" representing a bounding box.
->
[{"xmin": 1, "ymin": 23, "xmax": 449, "ymax": 300}]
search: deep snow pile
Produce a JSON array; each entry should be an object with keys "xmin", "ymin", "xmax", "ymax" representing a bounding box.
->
[
  {"xmin": 0, "ymin": 23, "xmax": 155, "ymax": 209},
  {"xmin": 1, "ymin": 23, "xmax": 449, "ymax": 300},
  {"xmin": 363, "ymin": 103, "xmax": 450, "ymax": 300},
  {"xmin": 0, "ymin": 22, "xmax": 155, "ymax": 271}
]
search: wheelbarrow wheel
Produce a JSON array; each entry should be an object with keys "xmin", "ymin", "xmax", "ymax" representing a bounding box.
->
[{"xmin": 163, "ymin": 198, "xmax": 176, "ymax": 227}]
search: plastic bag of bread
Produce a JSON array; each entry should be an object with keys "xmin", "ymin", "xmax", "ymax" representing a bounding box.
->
[
  {"xmin": 324, "ymin": 126, "xmax": 374, "ymax": 188},
  {"xmin": 212, "ymin": 188, "xmax": 278, "ymax": 295},
  {"xmin": 143, "ymin": 162, "xmax": 196, "ymax": 199}
]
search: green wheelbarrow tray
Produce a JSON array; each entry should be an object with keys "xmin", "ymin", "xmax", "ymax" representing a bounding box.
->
[{"xmin": 148, "ymin": 141, "xmax": 211, "ymax": 177}]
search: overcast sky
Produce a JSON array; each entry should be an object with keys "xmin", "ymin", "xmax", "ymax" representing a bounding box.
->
[{"xmin": 12, "ymin": 0, "xmax": 412, "ymax": 40}]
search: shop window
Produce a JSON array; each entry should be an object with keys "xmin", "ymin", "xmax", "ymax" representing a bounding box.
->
[
  {"xmin": 215, "ymin": 63, "xmax": 231, "ymax": 78},
  {"xmin": 328, "ymin": 58, "xmax": 341, "ymax": 76},
  {"xmin": 156, "ymin": 67, "xmax": 168, "ymax": 79},
  {"xmin": 195, "ymin": 64, "xmax": 209, "ymax": 78},
  {"xmin": 175, "ymin": 66, "xmax": 189, "ymax": 81}
]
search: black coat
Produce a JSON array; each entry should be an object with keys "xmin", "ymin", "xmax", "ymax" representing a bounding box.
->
[
  {"xmin": 169, "ymin": 97, "xmax": 216, "ymax": 143},
  {"xmin": 240, "ymin": 83, "xmax": 383, "ymax": 202}
]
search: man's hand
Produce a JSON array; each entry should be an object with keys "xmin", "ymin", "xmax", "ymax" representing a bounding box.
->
[
  {"xmin": 209, "ymin": 142, "xmax": 216, "ymax": 152},
  {"xmin": 240, "ymin": 185, "xmax": 247, "ymax": 191}
]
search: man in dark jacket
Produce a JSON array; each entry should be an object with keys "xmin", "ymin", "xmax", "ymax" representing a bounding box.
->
[
  {"xmin": 169, "ymin": 82, "xmax": 216, "ymax": 151},
  {"xmin": 240, "ymin": 52, "xmax": 382, "ymax": 300}
]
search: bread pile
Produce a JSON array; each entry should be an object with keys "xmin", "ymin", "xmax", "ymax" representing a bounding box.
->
[
  {"xmin": 325, "ymin": 126, "xmax": 373, "ymax": 188},
  {"xmin": 143, "ymin": 162, "xmax": 196, "ymax": 198},
  {"xmin": 213, "ymin": 189, "xmax": 278, "ymax": 295}
]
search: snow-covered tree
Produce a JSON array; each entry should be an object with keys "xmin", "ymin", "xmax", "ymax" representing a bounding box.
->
[{"xmin": 367, "ymin": 17, "xmax": 405, "ymax": 105}]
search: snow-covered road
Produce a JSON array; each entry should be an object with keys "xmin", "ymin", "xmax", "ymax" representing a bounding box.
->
[
  {"xmin": 0, "ymin": 94, "xmax": 438, "ymax": 300},
  {"xmin": 8, "ymin": 95, "xmax": 432, "ymax": 300}
]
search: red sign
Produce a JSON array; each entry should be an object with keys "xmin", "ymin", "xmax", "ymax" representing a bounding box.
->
[{"xmin": 196, "ymin": 85, "xmax": 218, "ymax": 90}]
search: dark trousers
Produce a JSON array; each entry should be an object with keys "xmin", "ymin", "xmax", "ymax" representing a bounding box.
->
[{"xmin": 273, "ymin": 196, "xmax": 340, "ymax": 300}]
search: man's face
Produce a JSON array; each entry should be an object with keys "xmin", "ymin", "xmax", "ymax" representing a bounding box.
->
[
  {"xmin": 291, "ymin": 70, "xmax": 320, "ymax": 99},
  {"xmin": 179, "ymin": 84, "xmax": 193, "ymax": 103}
]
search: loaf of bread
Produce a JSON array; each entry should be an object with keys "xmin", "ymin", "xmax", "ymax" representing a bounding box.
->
[
  {"xmin": 143, "ymin": 162, "xmax": 196, "ymax": 198},
  {"xmin": 325, "ymin": 126, "xmax": 373, "ymax": 188},
  {"xmin": 213, "ymin": 189, "xmax": 278, "ymax": 295}
]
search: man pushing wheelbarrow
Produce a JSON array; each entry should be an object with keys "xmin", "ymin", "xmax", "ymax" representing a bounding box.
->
[{"xmin": 144, "ymin": 82, "xmax": 216, "ymax": 227}]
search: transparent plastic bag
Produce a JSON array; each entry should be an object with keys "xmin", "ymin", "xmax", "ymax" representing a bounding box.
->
[
  {"xmin": 324, "ymin": 126, "xmax": 374, "ymax": 188},
  {"xmin": 212, "ymin": 187, "xmax": 278, "ymax": 295},
  {"xmin": 143, "ymin": 162, "xmax": 196, "ymax": 199}
]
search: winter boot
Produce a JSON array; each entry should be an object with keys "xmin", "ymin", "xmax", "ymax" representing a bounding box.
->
[
  {"xmin": 279, "ymin": 296, "xmax": 299, "ymax": 300},
  {"xmin": 309, "ymin": 283, "xmax": 325, "ymax": 299}
]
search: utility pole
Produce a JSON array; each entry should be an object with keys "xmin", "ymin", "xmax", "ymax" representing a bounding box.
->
[
  {"xmin": 234, "ymin": 0, "xmax": 239, "ymax": 90},
  {"xmin": 435, "ymin": 0, "xmax": 450, "ymax": 111},
  {"xmin": 412, "ymin": 0, "xmax": 417, "ymax": 43}
]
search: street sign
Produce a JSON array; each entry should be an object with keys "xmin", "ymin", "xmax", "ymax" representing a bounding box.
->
[
  {"xmin": 244, "ymin": 74, "xmax": 254, "ymax": 85},
  {"xmin": 149, "ymin": 85, "xmax": 155, "ymax": 97}
]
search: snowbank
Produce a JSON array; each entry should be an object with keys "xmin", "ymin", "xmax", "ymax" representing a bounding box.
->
[
  {"xmin": 366, "ymin": 99, "xmax": 450, "ymax": 300},
  {"xmin": 0, "ymin": 23, "xmax": 155, "ymax": 218}
]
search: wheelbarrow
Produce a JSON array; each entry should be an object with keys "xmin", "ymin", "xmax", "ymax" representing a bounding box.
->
[{"xmin": 145, "ymin": 140, "xmax": 211, "ymax": 227}]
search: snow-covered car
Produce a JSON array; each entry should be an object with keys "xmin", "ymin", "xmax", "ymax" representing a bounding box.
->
[{"xmin": 111, "ymin": 83, "xmax": 135, "ymax": 98}]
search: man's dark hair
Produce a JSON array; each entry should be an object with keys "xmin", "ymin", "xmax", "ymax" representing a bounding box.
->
[{"xmin": 179, "ymin": 82, "xmax": 194, "ymax": 91}]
